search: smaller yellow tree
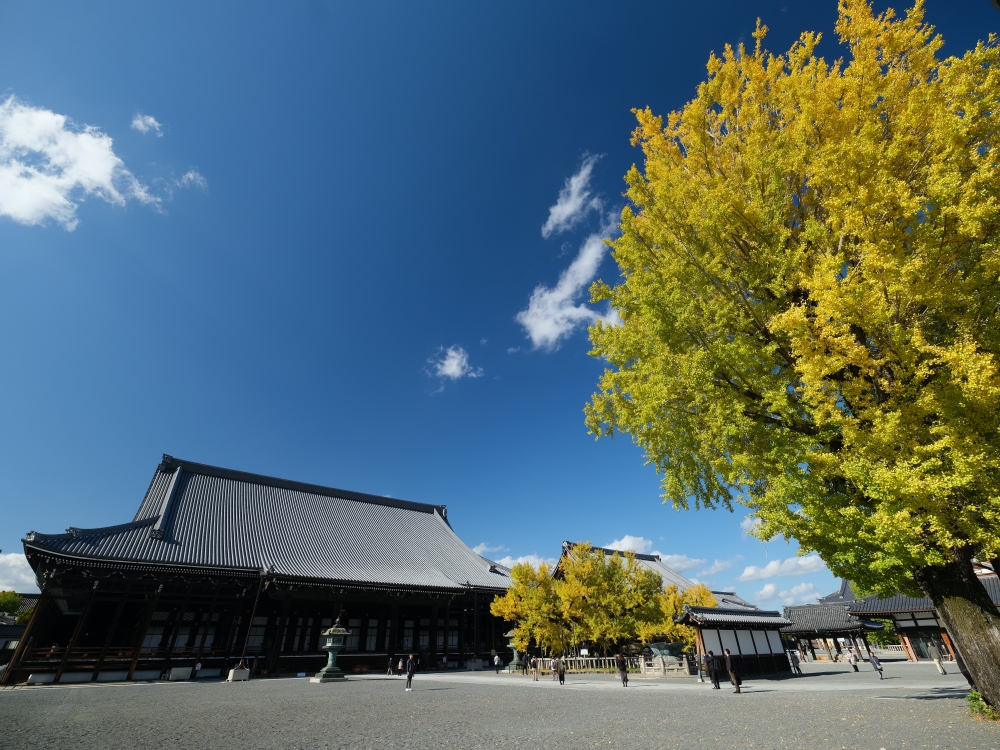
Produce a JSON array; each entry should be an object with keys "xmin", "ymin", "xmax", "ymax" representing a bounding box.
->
[
  {"xmin": 558, "ymin": 544, "xmax": 663, "ymax": 654},
  {"xmin": 637, "ymin": 584, "xmax": 717, "ymax": 649},
  {"xmin": 491, "ymin": 544, "xmax": 712, "ymax": 655},
  {"xmin": 490, "ymin": 562, "xmax": 569, "ymax": 654}
]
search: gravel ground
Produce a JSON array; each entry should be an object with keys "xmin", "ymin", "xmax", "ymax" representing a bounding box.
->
[{"xmin": 1, "ymin": 661, "xmax": 996, "ymax": 750}]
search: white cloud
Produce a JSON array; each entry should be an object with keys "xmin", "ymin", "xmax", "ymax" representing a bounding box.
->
[
  {"xmin": 506, "ymin": 346, "xmax": 520, "ymax": 354},
  {"xmin": 0, "ymin": 553, "xmax": 39, "ymax": 592},
  {"xmin": 178, "ymin": 170, "xmax": 207, "ymax": 189},
  {"xmin": 698, "ymin": 557, "xmax": 740, "ymax": 576},
  {"xmin": 604, "ymin": 536, "xmax": 708, "ymax": 572},
  {"xmin": 429, "ymin": 346, "xmax": 483, "ymax": 380},
  {"xmin": 541, "ymin": 154, "xmax": 603, "ymax": 238},
  {"xmin": 0, "ymin": 96, "xmax": 159, "ymax": 230},
  {"xmin": 740, "ymin": 517, "xmax": 762, "ymax": 538},
  {"xmin": 754, "ymin": 581, "xmax": 819, "ymax": 605},
  {"xmin": 736, "ymin": 554, "xmax": 827, "ymax": 581},
  {"xmin": 131, "ymin": 113, "xmax": 162, "ymax": 136},
  {"xmin": 516, "ymin": 229, "xmax": 610, "ymax": 349},
  {"xmin": 495, "ymin": 553, "xmax": 557, "ymax": 569},
  {"xmin": 660, "ymin": 554, "xmax": 707, "ymax": 573},
  {"xmin": 473, "ymin": 542, "xmax": 508, "ymax": 556},
  {"xmin": 605, "ymin": 535, "xmax": 655, "ymax": 555}
]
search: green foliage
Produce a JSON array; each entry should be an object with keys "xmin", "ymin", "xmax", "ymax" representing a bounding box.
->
[
  {"xmin": 864, "ymin": 620, "xmax": 898, "ymax": 648},
  {"xmin": 585, "ymin": 0, "xmax": 1000, "ymax": 598},
  {"xmin": 490, "ymin": 543, "xmax": 716, "ymax": 654},
  {"xmin": 0, "ymin": 590, "xmax": 23, "ymax": 617},
  {"xmin": 967, "ymin": 691, "xmax": 1000, "ymax": 721}
]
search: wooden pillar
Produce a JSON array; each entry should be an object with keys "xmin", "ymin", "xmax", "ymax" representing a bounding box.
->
[
  {"xmin": 0, "ymin": 586, "xmax": 50, "ymax": 686},
  {"xmin": 127, "ymin": 584, "xmax": 162, "ymax": 680},
  {"xmin": 822, "ymin": 636, "xmax": 834, "ymax": 662},
  {"xmin": 940, "ymin": 630, "xmax": 958, "ymax": 662},
  {"xmin": 93, "ymin": 587, "xmax": 130, "ymax": 681},
  {"xmin": 266, "ymin": 597, "xmax": 290, "ymax": 676},
  {"xmin": 54, "ymin": 580, "xmax": 99, "ymax": 683},
  {"xmin": 473, "ymin": 592, "xmax": 479, "ymax": 661}
]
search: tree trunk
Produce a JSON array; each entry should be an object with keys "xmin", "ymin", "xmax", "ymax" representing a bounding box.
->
[{"xmin": 914, "ymin": 547, "xmax": 1000, "ymax": 706}]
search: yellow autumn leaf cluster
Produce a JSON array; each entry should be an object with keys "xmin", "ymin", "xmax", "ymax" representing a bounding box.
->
[{"xmin": 490, "ymin": 543, "xmax": 716, "ymax": 654}]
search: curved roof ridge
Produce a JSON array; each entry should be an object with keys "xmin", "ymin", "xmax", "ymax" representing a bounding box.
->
[
  {"xmin": 159, "ymin": 454, "xmax": 445, "ymax": 515},
  {"xmin": 26, "ymin": 516, "xmax": 157, "ymax": 543}
]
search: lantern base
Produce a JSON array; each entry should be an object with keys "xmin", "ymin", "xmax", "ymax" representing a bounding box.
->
[{"xmin": 311, "ymin": 666, "xmax": 346, "ymax": 682}]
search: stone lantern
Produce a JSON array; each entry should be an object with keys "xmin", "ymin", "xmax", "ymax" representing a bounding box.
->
[
  {"xmin": 311, "ymin": 617, "xmax": 350, "ymax": 682},
  {"xmin": 505, "ymin": 630, "xmax": 522, "ymax": 670}
]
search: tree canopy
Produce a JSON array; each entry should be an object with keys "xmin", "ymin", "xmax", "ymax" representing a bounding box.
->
[
  {"xmin": 491, "ymin": 543, "xmax": 716, "ymax": 654},
  {"xmin": 586, "ymin": 0, "xmax": 1000, "ymax": 703}
]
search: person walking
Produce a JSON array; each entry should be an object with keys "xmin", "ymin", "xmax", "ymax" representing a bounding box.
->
[
  {"xmin": 493, "ymin": 654, "xmax": 502, "ymax": 673},
  {"xmin": 387, "ymin": 656, "xmax": 395, "ymax": 676},
  {"xmin": 706, "ymin": 650, "xmax": 721, "ymax": 688},
  {"xmin": 724, "ymin": 649, "xmax": 741, "ymax": 693},
  {"xmin": 405, "ymin": 653, "xmax": 415, "ymax": 691},
  {"xmin": 616, "ymin": 653, "xmax": 629, "ymax": 687},
  {"xmin": 531, "ymin": 654, "xmax": 539, "ymax": 681},
  {"xmin": 556, "ymin": 656, "xmax": 565, "ymax": 685},
  {"xmin": 551, "ymin": 656, "xmax": 558, "ymax": 681},
  {"xmin": 789, "ymin": 649, "xmax": 803, "ymax": 676},
  {"xmin": 927, "ymin": 643, "xmax": 948, "ymax": 675},
  {"xmin": 847, "ymin": 651, "xmax": 859, "ymax": 672},
  {"xmin": 868, "ymin": 652, "xmax": 884, "ymax": 680}
]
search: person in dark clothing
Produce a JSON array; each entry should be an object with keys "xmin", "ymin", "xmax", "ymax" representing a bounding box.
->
[
  {"xmin": 616, "ymin": 653, "xmax": 629, "ymax": 687},
  {"xmin": 405, "ymin": 654, "xmax": 415, "ymax": 691},
  {"xmin": 789, "ymin": 649, "xmax": 803, "ymax": 675},
  {"xmin": 387, "ymin": 656, "xmax": 395, "ymax": 676},
  {"xmin": 557, "ymin": 656, "xmax": 565, "ymax": 685},
  {"xmin": 724, "ymin": 649, "xmax": 741, "ymax": 693},
  {"xmin": 706, "ymin": 650, "xmax": 721, "ymax": 689}
]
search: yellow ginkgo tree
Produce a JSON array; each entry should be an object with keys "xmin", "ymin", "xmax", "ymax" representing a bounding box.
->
[{"xmin": 587, "ymin": 0, "xmax": 1000, "ymax": 705}]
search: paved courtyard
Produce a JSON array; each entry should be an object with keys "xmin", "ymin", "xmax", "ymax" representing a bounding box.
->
[{"xmin": 1, "ymin": 660, "xmax": 996, "ymax": 750}]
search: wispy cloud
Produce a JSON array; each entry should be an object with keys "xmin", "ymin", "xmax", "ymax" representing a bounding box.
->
[
  {"xmin": 697, "ymin": 557, "xmax": 740, "ymax": 576},
  {"xmin": 177, "ymin": 170, "xmax": 207, "ymax": 189},
  {"xmin": 495, "ymin": 553, "xmax": 557, "ymax": 569},
  {"xmin": 754, "ymin": 581, "xmax": 819, "ymax": 605},
  {"xmin": 131, "ymin": 113, "xmax": 163, "ymax": 136},
  {"xmin": 473, "ymin": 542, "xmax": 508, "ymax": 556},
  {"xmin": 541, "ymin": 154, "xmax": 603, "ymax": 238},
  {"xmin": 0, "ymin": 96, "xmax": 159, "ymax": 230},
  {"xmin": 0, "ymin": 552, "xmax": 39, "ymax": 592},
  {"xmin": 605, "ymin": 534, "xmax": 656, "ymax": 555},
  {"xmin": 740, "ymin": 517, "xmax": 762, "ymax": 538},
  {"xmin": 516, "ymin": 225, "xmax": 615, "ymax": 350},
  {"xmin": 429, "ymin": 345, "xmax": 483, "ymax": 383},
  {"xmin": 736, "ymin": 554, "xmax": 826, "ymax": 581}
]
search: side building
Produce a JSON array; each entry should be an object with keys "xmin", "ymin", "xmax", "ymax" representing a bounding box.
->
[
  {"xmin": 3, "ymin": 455, "xmax": 511, "ymax": 685},
  {"xmin": 846, "ymin": 574, "xmax": 1000, "ymax": 664}
]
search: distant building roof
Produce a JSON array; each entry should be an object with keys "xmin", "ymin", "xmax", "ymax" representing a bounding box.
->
[
  {"xmin": 817, "ymin": 579, "xmax": 856, "ymax": 604},
  {"xmin": 847, "ymin": 576, "xmax": 1000, "ymax": 616},
  {"xmin": 781, "ymin": 603, "xmax": 883, "ymax": 634},
  {"xmin": 712, "ymin": 591, "xmax": 757, "ymax": 610},
  {"xmin": 23, "ymin": 455, "xmax": 511, "ymax": 592},
  {"xmin": 677, "ymin": 604, "xmax": 792, "ymax": 628},
  {"xmin": 560, "ymin": 542, "xmax": 695, "ymax": 591},
  {"xmin": 0, "ymin": 624, "xmax": 23, "ymax": 639}
]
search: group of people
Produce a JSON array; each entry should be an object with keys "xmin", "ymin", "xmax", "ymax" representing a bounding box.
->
[
  {"xmin": 521, "ymin": 654, "xmax": 568, "ymax": 684},
  {"xmin": 386, "ymin": 654, "xmax": 417, "ymax": 690}
]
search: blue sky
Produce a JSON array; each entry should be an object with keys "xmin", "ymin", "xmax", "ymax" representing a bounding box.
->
[{"xmin": 1, "ymin": 1, "xmax": 995, "ymax": 605}]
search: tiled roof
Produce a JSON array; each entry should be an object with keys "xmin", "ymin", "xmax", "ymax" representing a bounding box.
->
[
  {"xmin": 15, "ymin": 594, "xmax": 39, "ymax": 616},
  {"xmin": 817, "ymin": 579, "xmax": 856, "ymax": 604},
  {"xmin": 0, "ymin": 624, "xmax": 24, "ymax": 639},
  {"xmin": 562, "ymin": 542, "xmax": 695, "ymax": 591},
  {"xmin": 847, "ymin": 576, "xmax": 1000, "ymax": 616},
  {"xmin": 712, "ymin": 592, "xmax": 757, "ymax": 610},
  {"xmin": 677, "ymin": 604, "xmax": 792, "ymax": 627},
  {"xmin": 781, "ymin": 603, "xmax": 883, "ymax": 634},
  {"xmin": 24, "ymin": 455, "xmax": 511, "ymax": 592}
]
